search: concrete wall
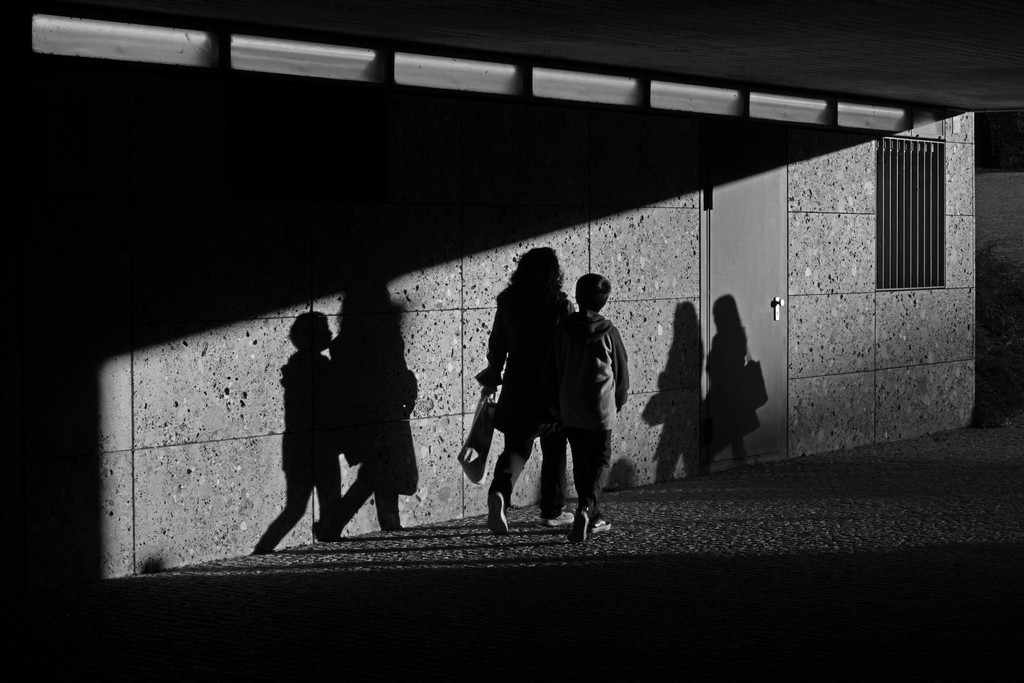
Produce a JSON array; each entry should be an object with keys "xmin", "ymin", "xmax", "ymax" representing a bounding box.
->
[
  {"xmin": 787, "ymin": 115, "xmax": 975, "ymax": 455},
  {"xmin": 8, "ymin": 60, "xmax": 974, "ymax": 592}
]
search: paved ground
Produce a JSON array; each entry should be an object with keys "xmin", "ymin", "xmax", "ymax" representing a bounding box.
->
[{"xmin": 10, "ymin": 424, "xmax": 1024, "ymax": 681}]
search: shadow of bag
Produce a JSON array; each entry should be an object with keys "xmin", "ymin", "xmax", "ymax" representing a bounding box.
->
[
  {"xmin": 457, "ymin": 391, "xmax": 497, "ymax": 485},
  {"xmin": 744, "ymin": 354, "xmax": 769, "ymax": 410}
]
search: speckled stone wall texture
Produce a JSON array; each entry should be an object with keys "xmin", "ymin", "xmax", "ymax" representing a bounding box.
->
[
  {"xmin": 876, "ymin": 361, "xmax": 975, "ymax": 441},
  {"xmin": 14, "ymin": 63, "xmax": 976, "ymax": 590},
  {"xmin": 876, "ymin": 289, "xmax": 975, "ymax": 368},
  {"xmin": 134, "ymin": 436, "xmax": 296, "ymax": 571},
  {"xmin": 789, "ymin": 131, "xmax": 876, "ymax": 214},
  {"xmin": 591, "ymin": 208, "xmax": 701, "ymax": 301},
  {"xmin": 789, "ymin": 293, "xmax": 875, "ymax": 378},
  {"xmin": 787, "ymin": 118, "xmax": 976, "ymax": 458},
  {"xmin": 462, "ymin": 205, "xmax": 591, "ymax": 309},
  {"xmin": 618, "ymin": 388, "xmax": 702, "ymax": 484},
  {"xmin": 789, "ymin": 372, "xmax": 875, "ymax": 456},
  {"xmin": 789, "ymin": 213, "xmax": 875, "ymax": 295},
  {"xmin": 947, "ymin": 215, "xmax": 976, "ymax": 289},
  {"xmin": 310, "ymin": 203, "xmax": 462, "ymax": 314},
  {"xmin": 947, "ymin": 141, "xmax": 976, "ymax": 217},
  {"xmin": 133, "ymin": 320, "xmax": 293, "ymax": 448}
]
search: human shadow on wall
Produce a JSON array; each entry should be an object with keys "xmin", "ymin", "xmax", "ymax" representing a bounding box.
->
[
  {"xmin": 253, "ymin": 312, "xmax": 343, "ymax": 554},
  {"xmin": 254, "ymin": 288, "xmax": 420, "ymax": 553},
  {"xmin": 703, "ymin": 295, "xmax": 761, "ymax": 467},
  {"xmin": 642, "ymin": 301, "xmax": 703, "ymax": 482},
  {"xmin": 323, "ymin": 283, "xmax": 419, "ymax": 538},
  {"xmin": 22, "ymin": 63, "xmax": 896, "ymax": 587}
]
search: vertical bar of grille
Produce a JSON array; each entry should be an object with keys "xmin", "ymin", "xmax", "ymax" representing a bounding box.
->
[
  {"xmin": 877, "ymin": 140, "xmax": 885, "ymax": 288},
  {"xmin": 897, "ymin": 139, "xmax": 905, "ymax": 288},
  {"xmin": 883, "ymin": 139, "xmax": 890, "ymax": 290},
  {"xmin": 901, "ymin": 138, "xmax": 909, "ymax": 288},
  {"xmin": 937, "ymin": 140, "xmax": 946, "ymax": 285},
  {"xmin": 929, "ymin": 143, "xmax": 937, "ymax": 286},
  {"xmin": 917, "ymin": 141, "xmax": 925, "ymax": 286},
  {"xmin": 925, "ymin": 144, "xmax": 933, "ymax": 286}
]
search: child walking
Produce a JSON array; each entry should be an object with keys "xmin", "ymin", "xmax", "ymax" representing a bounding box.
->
[{"xmin": 548, "ymin": 274, "xmax": 630, "ymax": 542}]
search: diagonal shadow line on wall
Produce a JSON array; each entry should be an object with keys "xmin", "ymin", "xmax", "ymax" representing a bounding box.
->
[{"xmin": 15, "ymin": 61, "xmax": 900, "ymax": 588}]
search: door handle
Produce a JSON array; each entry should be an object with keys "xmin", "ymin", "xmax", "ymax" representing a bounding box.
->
[{"xmin": 771, "ymin": 296, "xmax": 786, "ymax": 321}]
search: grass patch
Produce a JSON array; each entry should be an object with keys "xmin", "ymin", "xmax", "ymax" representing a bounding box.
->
[{"xmin": 974, "ymin": 239, "xmax": 1024, "ymax": 426}]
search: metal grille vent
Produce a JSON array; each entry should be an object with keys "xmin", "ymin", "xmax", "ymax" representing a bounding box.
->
[{"xmin": 877, "ymin": 138, "xmax": 946, "ymax": 290}]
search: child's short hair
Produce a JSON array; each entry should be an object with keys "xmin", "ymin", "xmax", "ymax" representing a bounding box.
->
[{"xmin": 576, "ymin": 273, "xmax": 612, "ymax": 313}]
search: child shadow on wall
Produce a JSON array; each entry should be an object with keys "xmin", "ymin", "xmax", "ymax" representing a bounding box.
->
[
  {"xmin": 642, "ymin": 301, "xmax": 703, "ymax": 482},
  {"xmin": 253, "ymin": 312, "xmax": 343, "ymax": 554},
  {"xmin": 253, "ymin": 292, "xmax": 420, "ymax": 554}
]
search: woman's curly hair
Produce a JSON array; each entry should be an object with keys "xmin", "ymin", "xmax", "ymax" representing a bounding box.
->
[{"xmin": 500, "ymin": 247, "xmax": 564, "ymax": 308}]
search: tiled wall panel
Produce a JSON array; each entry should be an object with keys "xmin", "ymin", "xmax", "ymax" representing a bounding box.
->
[
  {"xmin": 603, "ymin": 298, "xmax": 700, "ymax": 395},
  {"xmin": 388, "ymin": 95, "xmax": 463, "ymax": 205},
  {"xmin": 617, "ymin": 388, "xmax": 701, "ymax": 485},
  {"xmin": 17, "ymin": 65, "xmax": 978, "ymax": 589},
  {"xmin": 946, "ymin": 142, "xmax": 976, "ymax": 217},
  {"xmin": 947, "ymin": 215, "xmax": 976, "ymax": 289},
  {"xmin": 590, "ymin": 208, "xmax": 700, "ymax": 300},
  {"xmin": 789, "ymin": 294, "xmax": 875, "ymax": 378},
  {"xmin": 875, "ymin": 361, "xmax": 975, "ymax": 441},
  {"xmin": 462, "ymin": 101, "xmax": 588, "ymax": 206},
  {"xmin": 787, "ymin": 116, "xmax": 976, "ymax": 462},
  {"xmin": 311, "ymin": 204, "xmax": 462, "ymax": 314},
  {"xmin": 316, "ymin": 310, "xmax": 461, "ymax": 428},
  {"xmin": 131, "ymin": 201, "xmax": 312, "ymax": 325},
  {"xmin": 312, "ymin": 416, "xmax": 463, "ymax": 535},
  {"xmin": 462, "ymin": 206, "xmax": 590, "ymax": 309},
  {"xmin": 589, "ymin": 111, "xmax": 700, "ymax": 208},
  {"xmin": 875, "ymin": 289, "xmax": 974, "ymax": 368},
  {"xmin": 788, "ymin": 212, "xmax": 875, "ymax": 295},
  {"xmin": 789, "ymin": 372, "xmax": 875, "ymax": 456},
  {"xmin": 134, "ymin": 435, "xmax": 301, "ymax": 570},
  {"xmin": 788, "ymin": 132, "xmax": 876, "ymax": 214},
  {"xmin": 133, "ymin": 319, "xmax": 294, "ymax": 448},
  {"xmin": 945, "ymin": 112, "xmax": 975, "ymax": 145}
]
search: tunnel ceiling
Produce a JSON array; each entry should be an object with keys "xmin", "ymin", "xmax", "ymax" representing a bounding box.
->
[{"xmin": 54, "ymin": 0, "xmax": 1024, "ymax": 111}]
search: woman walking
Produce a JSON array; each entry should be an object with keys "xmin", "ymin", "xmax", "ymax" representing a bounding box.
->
[{"xmin": 476, "ymin": 247, "xmax": 574, "ymax": 534}]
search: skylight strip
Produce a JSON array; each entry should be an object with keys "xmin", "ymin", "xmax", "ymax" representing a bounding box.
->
[
  {"xmin": 232, "ymin": 35, "xmax": 383, "ymax": 82},
  {"xmin": 394, "ymin": 53, "xmax": 522, "ymax": 95},
  {"xmin": 750, "ymin": 92, "xmax": 831, "ymax": 125},
  {"xmin": 32, "ymin": 14, "xmax": 217, "ymax": 67},
  {"xmin": 532, "ymin": 67, "xmax": 640, "ymax": 106},
  {"xmin": 837, "ymin": 102, "xmax": 911, "ymax": 132},
  {"xmin": 650, "ymin": 81, "xmax": 743, "ymax": 116}
]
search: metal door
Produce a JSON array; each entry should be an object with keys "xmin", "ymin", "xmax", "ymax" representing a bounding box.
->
[{"xmin": 701, "ymin": 121, "xmax": 788, "ymax": 469}]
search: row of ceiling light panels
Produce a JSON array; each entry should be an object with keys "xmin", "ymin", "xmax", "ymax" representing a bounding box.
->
[{"xmin": 32, "ymin": 14, "xmax": 945, "ymax": 136}]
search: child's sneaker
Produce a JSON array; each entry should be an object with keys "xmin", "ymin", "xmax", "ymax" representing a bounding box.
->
[
  {"xmin": 589, "ymin": 517, "xmax": 612, "ymax": 534},
  {"xmin": 568, "ymin": 509, "xmax": 589, "ymax": 543},
  {"xmin": 487, "ymin": 492, "xmax": 509, "ymax": 535},
  {"xmin": 539, "ymin": 511, "xmax": 574, "ymax": 527}
]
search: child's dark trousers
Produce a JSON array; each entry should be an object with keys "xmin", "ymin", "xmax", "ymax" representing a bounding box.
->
[{"xmin": 565, "ymin": 427, "xmax": 612, "ymax": 519}]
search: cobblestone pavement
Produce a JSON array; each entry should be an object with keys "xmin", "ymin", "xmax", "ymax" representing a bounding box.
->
[{"xmin": 11, "ymin": 425, "xmax": 1024, "ymax": 681}]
